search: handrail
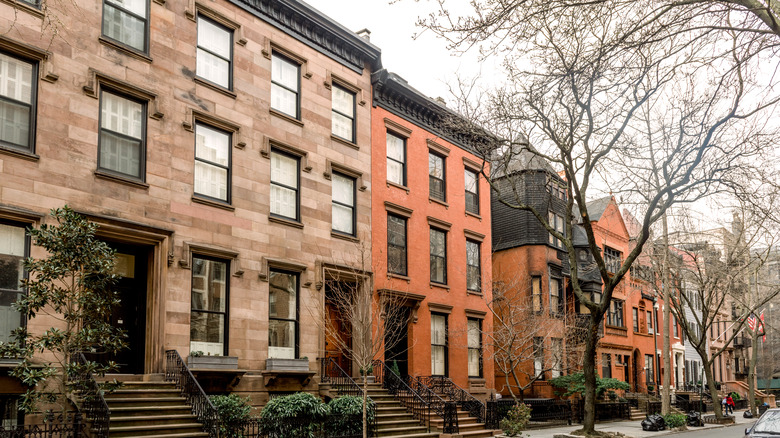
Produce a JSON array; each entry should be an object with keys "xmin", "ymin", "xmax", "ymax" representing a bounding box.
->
[
  {"xmin": 422, "ymin": 375, "xmax": 485, "ymax": 424},
  {"xmin": 407, "ymin": 376, "xmax": 458, "ymax": 433},
  {"xmin": 164, "ymin": 350, "xmax": 219, "ymax": 438},
  {"xmin": 320, "ymin": 357, "xmax": 377, "ymax": 437},
  {"xmin": 69, "ymin": 352, "xmax": 109, "ymax": 438}
]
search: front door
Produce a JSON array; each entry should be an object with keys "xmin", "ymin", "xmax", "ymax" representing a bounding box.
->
[
  {"xmin": 384, "ymin": 307, "xmax": 410, "ymax": 377},
  {"xmin": 108, "ymin": 243, "xmax": 148, "ymax": 374}
]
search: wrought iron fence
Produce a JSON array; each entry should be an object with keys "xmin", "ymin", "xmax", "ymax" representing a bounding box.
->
[
  {"xmin": 0, "ymin": 412, "xmax": 84, "ymax": 438},
  {"xmin": 421, "ymin": 375, "xmax": 485, "ymax": 423},
  {"xmin": 164, "ymin": 349, "xmax": 220, "ymax": 438},
  {"xmin": 68, "ymin": 352, "xmax": 109, "ymax": 438},
  {"xmin": 406, "ymin": 376, "xmax": 458, "ymax": 433},
  {"xmin": 371, "ymin": 360, "xmax": 431, "ymax": 431},
  {"xmin": 485, "ymin": 399, "xmax": 573, "ymax": 429},
  {"xmin": 575, "ymin": 401, "xmax": 630, "ymax": 422},
  {"xmin": 237, "ymin": 414, "xmax": 369, "ymax": 438}
]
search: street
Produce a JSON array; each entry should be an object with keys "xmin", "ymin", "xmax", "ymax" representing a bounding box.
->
[{"xmin": 679, "ymin": 424, "xmax": 750, "ymax": 438}]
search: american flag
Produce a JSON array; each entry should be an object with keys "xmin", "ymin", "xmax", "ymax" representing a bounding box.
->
[
  {"xmin": 748, "ymin": 315, "xmax": 757, "ymax": 332},
  {"xmin": 760, "ymin": 310, "xmax": 766, "ymax": 342}
]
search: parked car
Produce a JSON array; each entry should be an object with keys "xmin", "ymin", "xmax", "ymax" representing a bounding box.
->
[{"xmin": 745, "ymin": 408, "xmax": 780, "ymax": 437}]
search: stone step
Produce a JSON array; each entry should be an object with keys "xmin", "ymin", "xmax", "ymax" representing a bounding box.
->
[
  {"xmin": 108, "ymin": 414, "xmax": 198, "ymax": 427},
  {"xmin": 109, "ymin": 422, "xmax": 206, "ymax": 437},
  {"xmin": 109, "ymin": 405, "xmax": 194, "ymax": 417},
  {"xmin": 376, "ymin": 425, "xmax": 431, "ymax": 437},
  {"xmin": 376, "ymin": 419, "xmax": 423, "ymax": 430},
  {"xmin": 106, "ymin": 389, "xmax": 182, "ymax": 398},
  {"xmin": 106, "ymin": 397, "xmax": 189, "ymax": 408}
]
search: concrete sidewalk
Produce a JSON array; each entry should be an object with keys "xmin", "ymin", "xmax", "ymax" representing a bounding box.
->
[{"xmin": 510, "ymin": 409, "xmax": 756, "ymax": 438}]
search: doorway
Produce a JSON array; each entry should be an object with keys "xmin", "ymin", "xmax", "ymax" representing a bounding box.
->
[
  {"xmin": 384, "ymin": 306, "xmax": 410, "ymax": 377},
  {"xmin": 107, "ymin": 243, "xmax": 149, "ymax": 374}
]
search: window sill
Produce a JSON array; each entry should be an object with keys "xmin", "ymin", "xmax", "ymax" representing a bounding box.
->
[
  {"xmin": 331, "ymin": 231, "xmax": 359, "ymax": 242},
  {"xmin": 386, "ymin": 181, "xmax": 409, "ymax": 193},
  {"xmin": 465, "ymin": 210, "xmax": 482, "ymax": 220},
  {"xmin": 387, "ymin": 272, "xmax": 410, "ymax": 282},
  {"xmin": 430, "ymin": 282, "xmax": 449, "ymax": 291},
  {"xmin": 331, "ymin": 134, "xmax": 359, "ymax": 150},
  {"xmin": 269, "ymin": 215, "xmax": 303, "ymax": 229},
  {"xmin": 98, "ymin": 36, "xmax": 152, "ymax": 63},
  {"xmin": 194, "ymin": 77, "xmax": 237, "ymax": 99},
  {"xmin": 0, "ymin": 0, "xmax": 43, "ymax": 18},
  {"xmin": 429, "ymin": 197, "xmax": 448, "ymax": 208},
  {"xmin": 467, "ymin": 290, "xmax": 483, "ymax": 297},
  {"xmin": 192, "ymin": 195, "xmax": 235, "ymax": 211},
  {"xmin": 270, "ymin": 109, "xmax": 303, "ymax": 127},
  {"xmin": 94, "ymin": 170, "xmax": 149, "ymax": 189},
  {"xmin": 0, "ymin": 145, "xmax": 39, "ymax": 161}
]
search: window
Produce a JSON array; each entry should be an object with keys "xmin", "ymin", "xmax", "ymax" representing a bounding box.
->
[
  {"xmin": 196, "ymin": 16, "xmax": 232, "ymax": 89},
  {"xmin": 269, "ymin": 269, "xmax": 298, "ymax": 359},
  {"xmin": 550, "ymin": 277, "xmax": 563, "ymax": 314},
  {"xmin": 431, "ymin": 313, "xmax": 447, "ymax": 376},
  {"xmin": 271, "ymin": 53, "xmax": 300, "ymax": 118},
  {"xmin": 673, "ymin": 314, "xmax": 679, "ymax": 338},
  {"xmin": 607, "ymin": 300, "xmax": 624, "ymax": 327},
  {"xmin": 331, "ymin": 84, "xmax": 355, "ymax": 142},
  {"xmin": 604, "ymin": 246, "xmax": 622, "ymax": 273},
  {"xmin": 645, "ymin": 354, "xmax": 655, "ymax": 383},
  {"xmin": 429, "ymin": 152, "xmax": 445, "ymax": 201},
  {"xmin": 99, "ymin": 90, "xmax": 145, "ymax": 180},
  {"xmin": 532, "ymin": 276, "xmax": 542, "ymax": 313},
  {"xmin": 0, "ymin": 395, "xmax": 23, "ymax": 428},
  {"xmin": 194, "ymin": 124, "xmax": 230, "ymax": 202},
  {"xmin": 632, "ymin": 307, "xmax": 639, "ymax": 332},
  {"xmin": 551, "ymin": 338, "xmax": 563, "ymax": 378},
  {"xmin": 0, "ymin": 52, "xmax": 36, "ymax": 152},
  {"xmin": 647, "ymin": 310, "xmax": 654, "ymax": 334},
  {"xmin": 548, "ymin": 212, "xmax": 564, "ymax": 247},
  {"xmin": 270, "ymin": 149, "xmax": 299, "ymax": 221},
  {"xmin": 332, "ymin": 172, "xmax": 356, "ymax": 236},
  {"xmin": 430, "ymin": 228, "xmax": 447, "ymax": 284},
  {"xmin": 0, "ymin": 222, "xmax": 27, "ymax": 344},
  {"xmin": 466, "ymin": 239, "xmax": 481, "ymax": 292},
  {"xmin": 386, "ymin": 132, "xmax": 405, "ymax": 185},
  {"xmin": 602, "ymin": 353, "xmax": 612, "ymax": 378},
  {"xmin": 387, "ymin": 214, "xmax": 407, "ymax": 275},
  {"xmin": 533, "ymin": 337, "xmax": 544, "ymax": 379},
  {"xmin": 464, "ymin": 168, "xmax": 479, "ymax": 214},
  {"xmin": 467, "ymin": 318, "xmax": 482, "ymax": 377},
  {"xmin": 190, "ymin": 256, "xmax": 228, "ymax": 356},
  {"xmin": 102, "ymin": 0, "xmax": 148, "ymax": 52}
]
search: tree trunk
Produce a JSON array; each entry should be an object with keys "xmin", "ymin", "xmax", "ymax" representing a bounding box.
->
[
  {"xmin": 660, "ymin": 212, "xmax": 672, "ymax": 415},
  {"xmin": 581, "ymin": 318, "xmax": 600, "ymax": 434},
  {"xmin": 703, "ymin": 360, "xmax": 724, "ymax": 419},
  {"xmin": 363, "ymin": 376, "xmax": 368, "ymax": 438},
  {"xmin": 749, "ymin": 326, "xmax": 759, "ymax": 416}
]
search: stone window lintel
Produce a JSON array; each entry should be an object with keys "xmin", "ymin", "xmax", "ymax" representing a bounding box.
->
[
  {"xmin": 180, "ymin": 241, "xmax": 243, "ymax": 277},
  {"xmin": 0, "ymin": 35, "xmax": 57, "ymax": 82},
  {"xmin": 427, "ymin": 139, "xmax": 450, "ymax": 157},
  {"xmin": 183, "ymin": 108, "xmax": 245, "ymax": 149},
  {"xmin": 83, "ymin": 69, "xmax": 163, "ymax": 120},
  {"xmin": 427, "ymin": 216, "xmax": 451, "ymax": 231},
  {"xmin": 260, "ymin": 136, "xmax": 311, "ymax": 172},
  {"xmin": 384, "ymin": 201, "xmax": 412, "ymax": 218},
  {"xmin": 384, "ymin": 118, "xmax": 412, "ymax": 138},
  {"xmin": 324, "ymin": 160, "xmax": 366, "ymax": 191},
  {"xmin": 187, "ymin": 2, "xmax": 247, "ymax": 45},
  {"xmin": 262, "ymin": 39, "xmax": 311, "ymax": 79},
  {"xmin": 464, "ymin": 229, "xmax": 486, "ymax": 242},
  {"xmin": 324, "ymin": 72, "xmax": 365, "ymax": 106}
]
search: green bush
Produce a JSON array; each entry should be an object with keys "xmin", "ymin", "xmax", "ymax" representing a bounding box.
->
[
  {"xmin": 730, "ymin": 392, "xmax": 741, "ymax": 401},
  {"xmin": 663, "ymin": 413, "xmax": 687, "ymax": 428},
  {"xmin": 500, "ymin": 403, "xmax": 532, "ymax": 436},
  {"xmin": 211, "ymin": 394, "xmax": 254, "ymax": 438},
  {"xmin": 390, "ymin": 360, "xmax": 401, "ymax": 376},
  {"xmin": 260, "ymin": 392, "xmax": 328, "ymax": 438},
  {"xmin": 326, "ymin": 396, "xmax": 374, "ymax": 436},
  {"xmin": 549, "ymin": 372, "xmax": 630, "ymax": 399}
]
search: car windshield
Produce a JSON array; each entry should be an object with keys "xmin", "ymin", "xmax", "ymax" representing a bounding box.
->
[{"xmin": 754, "ymin": 411, "xmax": 780, "ymax": 434}]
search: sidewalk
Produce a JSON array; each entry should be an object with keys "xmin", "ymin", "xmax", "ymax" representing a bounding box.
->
[{"xmin": 514, "ymin": 409, "xmax": 755, "ymax": 438}]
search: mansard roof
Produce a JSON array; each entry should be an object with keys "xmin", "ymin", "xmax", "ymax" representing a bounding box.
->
[{"xmin": 229, "ymin": 0, "xmax": 382, "ymax": 73}]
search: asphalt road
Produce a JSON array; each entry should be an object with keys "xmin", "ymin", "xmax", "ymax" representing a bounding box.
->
[{"xmin": 664, "ymin": 423, "xmax": 753, "ymax": 438}]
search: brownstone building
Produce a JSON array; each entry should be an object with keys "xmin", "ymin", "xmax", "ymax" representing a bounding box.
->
[{"xmin": 0, "ymin": 0, "xmax": 381, "ymax": 417}]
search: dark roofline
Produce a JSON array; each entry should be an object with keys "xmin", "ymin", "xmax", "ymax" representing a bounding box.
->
[
  {"xmin": 372, "ymin": 69, "xmax": 496, "ymax": 154},
  {"xmin": 227, "ymin": 0, "xmax": 382, "ymax": 74}
]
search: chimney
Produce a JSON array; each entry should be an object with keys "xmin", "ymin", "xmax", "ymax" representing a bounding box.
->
[
  {"xmin": 356, "ymin": 29, "xmax": 371, "ymax": 41},
  {"xmin": 435, "ymin": 97, "xmax": 447, "ymax": 107}
]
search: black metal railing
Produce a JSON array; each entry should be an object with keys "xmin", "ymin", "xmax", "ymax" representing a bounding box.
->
[
  {"xmin": 420, "ymin": 375, "xmax": 484, "ymax": 423},
  {"xmin": 406, "ymin": 376, "xmax": 458, "ymax": 434},
  {"xmin": 319, "ymin": 357, "xmax": 377, "ymax": 437},
  {"xmin": 0, "ymin": 412, "xmax": 84, "ymax": 438},
  {"xmin": 69, "ymin": 352, "xmax": 109, "ymax": 438},
  {"xmin": 485, "ymin": 398, "xmax": 573, "ymax": 428},
  {"xmin": 575, "ymin": 401, "xmax": 630, "ymax": 422},
  {"xmin": 165, "ymin": 349, "xmax": 220, "ymax": 438},
  {"xmin": 371, "ymin": 360, "xmax": 431, "ymax": 431}
]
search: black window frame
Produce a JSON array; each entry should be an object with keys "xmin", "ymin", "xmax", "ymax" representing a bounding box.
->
[
  {"xmin": 431, "ymin": 312, "xmax": 448, "ymax": 376},
  {"xmin": 602, "ymin": 353, "xmax": 612, "ymax": 378},
  {"xmin": 331, "ymin": 171, "xmax": 357, "ymax": 237},
  {"xmin": 548, "ymin": 212, "xmax": 564, "ymax": 248},
  {"xmin": 604, "ymin": 246, "xmax": 622, "ymax": 273},
  {"xmin": 387, "ymin": 214, "xmax": 407, "ymax": 276},
  {"xmin": 268, "ymin": 268, "xmax": 300, "ymax": 359},
  {"xmin": 196, "ymin": 15, "xmax": 234, "ymax": 91},
  {"xmin": 189, "ymin": 254, "xmax": 230, "ymax": 356},
  {"xmin": 647, "ymin": 310, "xmax": 654, "ymax": 334},
  {"xmin": 428, "ymin": 151, "xmax": 446, "ymax": 202},
  {"xmin": 466, "ymin": 239, "xmax": 481, "ymax": 292},
  {"xmin": 533, "ymin": 336, "xmax": 545, "ymax": 380},
  {"xmin": 0, "ymin": 219, "xmax": 30, "ymax": 347},
  {"xmin": 607, "ymin": 299, "xmax": 625, "ymax": 328},
  {"xmin": 386, "ymin": 131, "xmax": 406, "ymax": 186},
  {"xmin": 101, "ymin": 0, "xmax": 150, "ymax": 54},
  {"xmin": 193, "ymin": 122, "xmax": 232, "ymax": 204},
  {"xmin": 0, "ymin": 395, "xmax": 24, "ymax": 428},
  {"xmin": 531, "ymin": 275, "xmax": 542, "ymax": 313},
  {"xmin": 97, "ymin": 88, "xmax": 147, "ymax": 182},
  {"xmin": 549, "ymin": 276, "xmax": 563, "ymax": 315},
  {"xmin": 645, "ymin": 354, "xmax": 655, "ymax": 384},
  {"xmin": 269, "ymin": 148, "xmax": 301, "ymax": 222},
  {"xmin": 464, "ymin": 167, "xmax": 479, "ymax": 215},
  {"xmin": 331, "ymin": 83, "xmax": 356, "ymax": 143},
  {"xmin": 632, "ymin": 307, "xmax": 639, "ymax": 332},
  {"xmin": 271, "ymin": 52, "xmax": 301, "ymax": 119},
  {"xmin": 467, "ymin": 317, "xmax": 483, "ymax": 378},
  {"xmin": 0, "ymin": 51, "xmax": 37, "ymax": 154},
  {"xmin": 429, "ymin": 227, "xmax": 447, "ymax": 285}
]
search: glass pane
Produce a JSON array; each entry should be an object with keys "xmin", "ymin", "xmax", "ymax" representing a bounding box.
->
[
  {"xmin": 191, "ymin": 257, "xmax": 227, "ymax": 312},
  {"xmin": 467, "ymin": 320, "xmax": 480, "ymax": 348},
  {"xmin": 195, "ymin": 125, "xmax": 230, "ymax": 166},
  {"xmin": 195, "ymin": 161, "xmax": 228, "ymax": 201},
  {"xmin": 108, "ymin": 0, "xmax": 146, "ymax": 18},
  {"xmin": 431, "ymin": 345, "xmax": 445, "ymax": 375},
  {"xmin": 272, "ymin": 55, "xmax": 299, "ymax": 90},
  {"xmin": 467, "ymin": 266, "xmax": 480, "ymax": 290},
  {"xmin": 271, "ymin": 152, "xmax": 298, "ymax": 188},
  {"xmin": 99, "ymin": 130, "xmax": 141, "ymax": 177},
  {"xmin": 190, "ymin": 312, "xmax": 224, "ymax": 355},
  {"xmin": 332, "ymin": 111, "xmax": 353, "ymax": 140},
  {"xmin": 101, "ymin": 92, "xmax": 142, "ymax": 139},
  {"xmin": 431, "ymin": 315, "xmax": 446, "ymax": 344},
  {"xmin": 387, "ymin": 216, "xmax": 406, "ymax": 246},
  {"xmin": 0, "ymin": 53, "xmax": 33, "ymax": 104},
  {"xmin": 332, "ymin": 85, "xmax": 354, "ymax": 117},
  {"xmin": 332, "ymin": 204, "xmax": 353, "ymax": 234},
  {"xmin": 271, "ymin": 84, "xmax": 297, "ymax": 117},
  {"xmin": 0, "ymin": 224, "xmax": 25, "ymax": 291},
  {"xmin": 0, "ymin": 396, "xmax": 21, "ymax": 427},
  {"xmin": 388, "ymin": 246, "xmax": 406, "ymax": 275},
  {"xmin": 430, "ymin": 256, "xmax": 445, "ymax": 283},
  {"xmin": 198, "ymin": 18, "xmax": 230, "ymax": 58},
  {"xmin": 269, "ymin": 270, "xmax": 296, "ymax": 320},
  {"xmin": 196, "ymin": 49, "xmax": 230, "ymax": 88},
  {"xmin": 103, "ymin": 4, "xmax": 146, "ymax": 51},
  {"xmin": 468, "ymin": 349, "xmax": 479, "ymax": 376},
  {"xmin": 429, "ymin": 153, "xmax": 444, "ymax": 179},
  {"xmin": 387, "ymin": 160, "xmax": 403, "ymax": 185},
  {"xmin": 268, "ymin": 319, "xmax": 295, "ymax": 358},
  {"xmin": 332, "ymin": 173, "xmax": 354, "ymax": 206},
  {"xmin": 270, "ymin": 185, "xmax": 296, "ymax": 218},
  {"xmin": 387, "ymin": 133, "xmax": 404, "ymax": 162},
  {"xmin": 113, "ymin": 253, "xmax": 135, "ymax": 278},
  {"xmin": 0, "ymin": 100, "xmax": 30, "ymax": 148},
  {"xmin": 430, "ymin": 229, "xmax": 445, "ymax": 257},
  {"xmin": 466, "ymin": 241, "xmax": 479, "ymax": 265},
  {"xmin": 464, "ymin": 169, "xmax": 477, "ymax": 193}
]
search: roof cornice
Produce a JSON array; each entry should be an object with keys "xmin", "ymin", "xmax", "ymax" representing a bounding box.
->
[{"xmin": 228, "ymin": 0, "xmax": 382, "ymax": 74}]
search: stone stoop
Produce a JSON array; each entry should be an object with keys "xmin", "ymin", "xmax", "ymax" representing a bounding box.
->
[
  {"xmin": 100, "ymin": 378, "xmax": 210, "ymax": 438},
  {"xmin": 366, "ymin": 383, "xmax": 442, "ymax": 438},
  {"xmin": 427, "ymin": 389, "xmax": 501, "ymax": 437},
  {"xmin": 629, "ymin": 407, "xmax": 646, "ymax": 421}
]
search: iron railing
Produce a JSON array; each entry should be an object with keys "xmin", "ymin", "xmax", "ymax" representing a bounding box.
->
[
  {"xmin": 69, "ymin": 352, "xmax": 109, "ymax": 438},
  {"xmin": 371, "ymin": 360, "xmax": 431, "ymax": 431},
  {"xmin": 485, "ymin": 399, "xmax": 572, "ymax": 428},
  {"xmin": 406, "ymin": 376, "xmax": 458, "ymax": 433},
  {"xmin": 164, "ymin": 349, "xmax": 219, "ymax": 438},
  {"xmin": 574, "ymin": 401, "xmax": 630, "ymax": 422},
  {"xmin": 319, "ymin": 357, "xmax": 377, "ymax": 437},
  {"xmin": 420, "ymin": 375, "xmax": 484, "ymax": 423},
  {"xmin": 0, "ymin": 412, "xmax": 84, "ymax": 438}
]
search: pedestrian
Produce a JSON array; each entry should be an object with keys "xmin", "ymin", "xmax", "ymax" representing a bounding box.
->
[
  {"xmin": 727, "ymin": 395, "xmax": 735, "ymax": 414},
  {"xmin": 722, "ymin": 397, "xmax": 729, "ymax": 415}
]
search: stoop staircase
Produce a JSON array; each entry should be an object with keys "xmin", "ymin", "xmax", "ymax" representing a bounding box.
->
[{"xmin": 366, "ymin": 383, "xmax": 441, "ymax": 438}]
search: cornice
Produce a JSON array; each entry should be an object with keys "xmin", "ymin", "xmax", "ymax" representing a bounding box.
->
[{"xmin": 228, "ymin": 0, "xmax": 381, "ymax": 74}]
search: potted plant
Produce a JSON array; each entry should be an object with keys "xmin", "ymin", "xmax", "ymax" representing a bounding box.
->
[
  {"xmin": 359, "ymin": 364, "xmax": 375, "ymax": 383},
  {"xmin": 265, "ymin": 356, "xmax": 310, "ymax": 371},
  {"xmin": 188, "ymin": 351, "xmax": 239, "ymax": 369}
]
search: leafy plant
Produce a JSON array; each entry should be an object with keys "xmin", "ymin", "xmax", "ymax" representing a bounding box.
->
[
  {"xmin": 390, "ymin": 360, "xmax": 401, "ymax": 376},
  {"xmin": 730, "ymin": 392, "xmax": 741, "ymax": 401},
  {"xmin": 663, "ymin": 413, "xmax": 687, "ymax": 428},
  {"xmin": 260, "ymin": 392, "xmax": 328, "ymax": 438},
  {"xmin": 549, "ymin": 372, "xmax": 629, "ymax": 399},
  {"xmin": 190, "ymin": 350, "xmax": 205, "ymax": 357},
  {"xmin": 326, "ymin": 396, "xmax": 373, "ymax": 437},
  {"xmin": 212, "ymin": 394, "xmax": 254, "ymax": 438},
  {"xmin": 359, "ymin": 364, "xmax": 373, "ymax": 376},
  {"xmin": 500, "ymin": 403, "xmax": 532, "ymax": 436}
]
